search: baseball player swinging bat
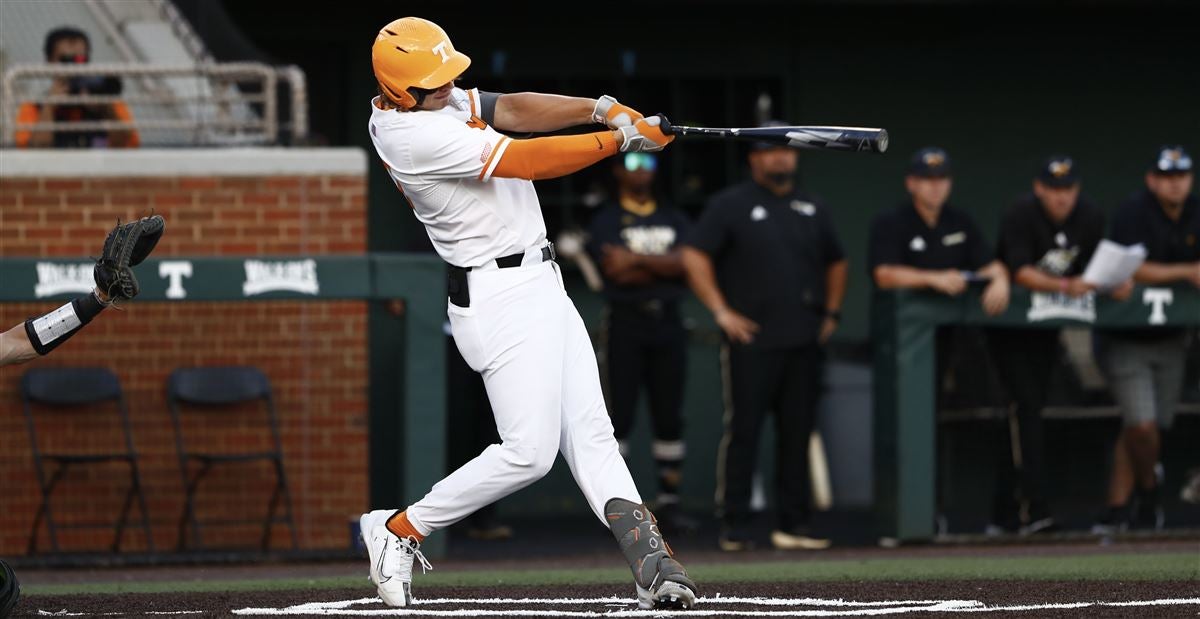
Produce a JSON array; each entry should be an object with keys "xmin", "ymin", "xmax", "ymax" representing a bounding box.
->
[{"xmin": 658, "ymin": 116, "xmax": 889, "ymax": 154}]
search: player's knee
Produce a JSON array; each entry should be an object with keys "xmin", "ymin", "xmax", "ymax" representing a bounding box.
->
[{"xmin": 500, "ymin": 442, "xmax": 556, "ymax": 481}]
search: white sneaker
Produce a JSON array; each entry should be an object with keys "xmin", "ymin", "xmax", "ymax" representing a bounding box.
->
[{"xmin": 360, "ymin": 510, "xmax": 432, "ymax": 607}]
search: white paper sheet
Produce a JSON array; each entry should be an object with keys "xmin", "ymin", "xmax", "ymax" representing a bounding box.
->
[{"xmin": 1082, "ymin": 240, "xmax": 1146, "ymax": 290}]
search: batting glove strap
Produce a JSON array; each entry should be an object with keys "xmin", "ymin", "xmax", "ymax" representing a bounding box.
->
[
  {"xmin": 592, "ymin": 95, "xmax": 643, "ymax": 129},
  {"xmin": 618, "ymin": 116, "xmax": 673, "ymax": 153}
]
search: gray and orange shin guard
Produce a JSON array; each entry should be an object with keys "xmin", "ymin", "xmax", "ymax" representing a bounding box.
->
[{"xmin": 605, "ymin": 498, "xmax": 697, "ymax": 609}]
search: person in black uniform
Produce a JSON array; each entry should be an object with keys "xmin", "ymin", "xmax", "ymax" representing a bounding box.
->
[
  {"xmin": 681, "ymin": 125, "xmax": 848, "ymax": 551},
  {"xmin": 986, "ymin": 155, "xmax": 1133, "ymax": 536},
  {"xmin": 1094, "ymin": 145, "xmax": 1199, "ymax": 534},
  {"xmin": 868, "ymin": 147, "xmax": 1010, "ymax": 311},
  {"xmin": 867, "ymin": 147, "xmax": 1009, "ymax": 534},
  {"xmin": 586, "ymin": 152, "xmax": 697, "ymax": 536}
]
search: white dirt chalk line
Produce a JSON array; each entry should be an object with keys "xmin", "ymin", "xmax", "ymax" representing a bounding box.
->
[
  {"xmin": 403, "ymin": 597, "xmax": 977, "ymax": 607},
  {"xmin": 230, "ymin": 596, "xmax": 1200, "ymax": 617},
  {"xmin": 37, "ymin": 610, "xmax": 205, "ymax": 616}
]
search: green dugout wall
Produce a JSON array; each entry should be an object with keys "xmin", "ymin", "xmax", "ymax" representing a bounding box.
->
[{"xmin": 5, "ymin": 257, "xmax": 1197, "ymax": 550}]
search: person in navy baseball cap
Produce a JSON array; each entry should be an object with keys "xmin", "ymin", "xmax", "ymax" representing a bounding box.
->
[
  {"xmin": 908, "ymin": 146, "xmax": 952, "ymax": 178},
  {"xmin": 1094, "ymin": 143, "xmax": 1198, "ymax": 535},
  {"xmin": 1036, "ymin": 155, "xmax": 1080, "ymax": 188},
  {"xmin": 1150, "ymin": 145, "xmax": 1193, "ymax": 175}
]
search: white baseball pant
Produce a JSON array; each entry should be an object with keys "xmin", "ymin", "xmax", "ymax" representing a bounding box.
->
[{"xmin": 405, "ymin": 258, "xmax": 642, "ymax": 536}]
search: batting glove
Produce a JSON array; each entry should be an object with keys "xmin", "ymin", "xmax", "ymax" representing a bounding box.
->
[
  {"xmin": 618, "ymin": 115, "xmax": 674, "ymax": 153},
  {"xmin": 593, "ymin": 95, "xmax": 644, "ymax": 129}
]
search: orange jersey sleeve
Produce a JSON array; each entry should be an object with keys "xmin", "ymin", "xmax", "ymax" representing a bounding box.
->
[
  {"xmin": 111, "ymin": 102, "xmax": 140, "ymax": 148},
  {"xmin": 14, "ymin": 102, "xmax": 39, "ymax": 148},
  {"xmin": 489, "ymin": 131, "xmax": 619, "ymax": 181}
]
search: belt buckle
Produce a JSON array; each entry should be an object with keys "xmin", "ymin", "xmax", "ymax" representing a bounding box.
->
[{"xmin": 543, "ymin": 241, "xmax": 557, "ymax": 262}]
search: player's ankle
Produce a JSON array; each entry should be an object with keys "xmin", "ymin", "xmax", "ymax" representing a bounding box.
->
[{"xmin": 386, "ymin": 510, "xmax": 426, "ymax": 542}]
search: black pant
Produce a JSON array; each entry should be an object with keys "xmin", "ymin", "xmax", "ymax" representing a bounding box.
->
[
  {"xmin": 986, "ymin": 329, "xmax": 1058, "ymax": 525},
  {"xmin": 718, "ymin": 342, "xmax": 824, "ymax": 531},
  {"xmin": 603, "ymin": 301, "xmax": 687, "ymax": 443}
]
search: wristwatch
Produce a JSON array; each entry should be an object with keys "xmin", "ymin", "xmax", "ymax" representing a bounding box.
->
[{"xmin": 825, "ymin": 310, "xmax": 841, "ymax": 321}]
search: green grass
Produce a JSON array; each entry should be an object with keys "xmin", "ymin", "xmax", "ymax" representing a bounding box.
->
[{"xmin": 21, "ymin": 552, "xmax": 1199, "ymax": 596}]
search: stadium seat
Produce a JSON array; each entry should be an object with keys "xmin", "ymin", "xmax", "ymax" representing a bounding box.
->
[
  {"xmin": 21, "ymin": 367, "xmax": 155, "ymax": 554},
  {"xmin": 167, "ymin": 366, "xmax": 298, "ymax": 551}
]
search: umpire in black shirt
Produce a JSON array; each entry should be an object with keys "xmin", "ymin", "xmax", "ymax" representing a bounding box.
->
[
  {"xmin": 987, "ymin": 155, "xmax": 1132, "ymax": 535},
  {"xmin": 682, "ymin": 124, "xmax": 848, "ymax": 551},
  {"xmin": 587, "ymin": 152, "xmax": 696, "ymax": 536}
]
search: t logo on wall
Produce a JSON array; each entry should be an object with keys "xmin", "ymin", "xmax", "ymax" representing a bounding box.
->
[
  {"xmin": 159, "ymin": 261, "xmax": 193, "ymax": 299},
  {"xmin": 1143, "ymin": 287, "xmax": 1174, "ymax": 325}
]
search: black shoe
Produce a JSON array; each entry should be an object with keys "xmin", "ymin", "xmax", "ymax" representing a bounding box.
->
[
  {"xmin": 1020, "ymin": 516, "xmax": 1059, "ymax": 535},
  {"xmin": 1132, "ymin": 487, "xmax": 1165, "ymax": 531},
  {"xmin": 1091, "ymin": 504, "xmax": 1131, "ymax": 536},
  {"xmin": 654, "ymin": 503, "xmax": 700, "ymax": 537},
  {"xmin": 718, "ymin": 525, "xmax": 753, "ymax": 552},
  {"xmin": 1019, "ymin": 503, "xmax": 1059, "ymax": 535}
]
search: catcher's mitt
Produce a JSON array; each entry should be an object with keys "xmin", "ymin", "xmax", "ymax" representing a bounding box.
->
[
  {"xmin": 94, "ymin": 214, "xmax": 166, "ymax": 302},
  {"xmin": 0, "ymin": 558, "xmax": 18, "ymax": 618}
]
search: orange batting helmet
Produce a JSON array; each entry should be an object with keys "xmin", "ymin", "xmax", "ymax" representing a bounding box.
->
[{"xmin": 372, "ymin": 17, "xmax": 471, "ymax": 110}]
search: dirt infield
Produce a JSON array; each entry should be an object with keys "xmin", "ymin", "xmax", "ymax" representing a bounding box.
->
[{"xmin": 16, "ymin": 581, "xmax": 1200, "ymax": 617}]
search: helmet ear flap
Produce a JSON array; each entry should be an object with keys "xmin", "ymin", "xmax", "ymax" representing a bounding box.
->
[{"xmin": 379, "ymin": 81, "xmax": 416, "ymax": 110}]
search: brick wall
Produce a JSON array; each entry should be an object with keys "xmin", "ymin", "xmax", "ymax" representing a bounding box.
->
[{"xmin": 0, "ymin": 162, "xmax": 368, "ymax": 555}]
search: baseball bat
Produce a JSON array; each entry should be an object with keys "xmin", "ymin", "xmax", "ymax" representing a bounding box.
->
[{"xmin": 657, "ymin": 115, "xmax": 888, "ymax": 154}]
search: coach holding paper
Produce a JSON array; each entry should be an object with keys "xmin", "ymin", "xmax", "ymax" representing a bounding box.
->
[
  {"xmin": 1094, "ymin": 145, "xmax": 1199, "ymax": 533},
  {"xmin": 681, "ymin": 123, "xmax": 847, "ymax": 552}
]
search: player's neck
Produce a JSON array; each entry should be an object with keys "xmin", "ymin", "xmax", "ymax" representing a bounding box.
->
[
  {"xmin": 912, "ymin": 199, "xmax": 943, "ymax": 228},
  {"xmin": 620, "ymin": 194, "xmax": 656, "ymax": 217},
  {"xmin": 1156, "ymin": 198, "xmax": 1184, "ymax": 221}
]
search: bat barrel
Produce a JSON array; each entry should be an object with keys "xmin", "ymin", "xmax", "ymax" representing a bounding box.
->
[{"xmin": 667, "ymin": 123, "xmax": 888, "ymax": 154}]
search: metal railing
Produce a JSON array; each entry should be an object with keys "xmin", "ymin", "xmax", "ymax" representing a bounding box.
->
[{"xmin": 1, "ymin": 62, "xmax": 309, "ymax": 147}]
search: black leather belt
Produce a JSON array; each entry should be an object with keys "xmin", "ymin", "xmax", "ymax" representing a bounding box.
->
[
  {"xmin": 447, "ymin": 242, "xmax": 556, "ymax": 308},
  {"xmin": 493, "ymin": 242, "xmax": 556, "ymax": 269}
]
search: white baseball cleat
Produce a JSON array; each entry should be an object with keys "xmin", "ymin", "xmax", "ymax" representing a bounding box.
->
[
  {"xmin": 637, "ymin": 577, "xmax": 697, "ymax": 610},
  {"xmin": 360, "ymin": 510, "xmax": 432, "ymax": 607}
]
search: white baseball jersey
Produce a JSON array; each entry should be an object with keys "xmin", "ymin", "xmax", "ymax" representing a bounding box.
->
[{"xmin": 368, "ymin": 88, "xmax": 545, "ymax": 268}]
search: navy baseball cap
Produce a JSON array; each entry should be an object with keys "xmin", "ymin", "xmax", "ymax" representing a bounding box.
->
[
  {"xmin": 907, "ymin": 147, "xmax": 951, "ymax": 178},
  {"xmin": 1037, "ymin": 155, "xmax": 1080, "ymax": 188},
  {"xmin": 1150, "ymin": 145, "xmax": 1193, "ymax": 175}
]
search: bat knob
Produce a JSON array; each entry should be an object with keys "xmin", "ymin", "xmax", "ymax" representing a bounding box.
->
[{"xmin": 654, "ymin": 113, "xmax": 674, "ymax": 135}]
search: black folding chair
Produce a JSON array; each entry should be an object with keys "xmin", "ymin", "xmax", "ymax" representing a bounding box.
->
[
  {"xmin": 168, "ymin": 366, "xmax": 298, "ymax": 551},
  {"xmin": 21, "ymin": 368, "xmax": 154, "ymax": 554}
]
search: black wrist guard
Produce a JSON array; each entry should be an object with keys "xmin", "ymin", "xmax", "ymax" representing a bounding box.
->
[{"xmin": 23, "ymin": 291, "xmax": 106, "ymax": 356}]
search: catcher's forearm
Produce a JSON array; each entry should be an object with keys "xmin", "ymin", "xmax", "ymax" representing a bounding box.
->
[
  {"xmin": 18, "ymin": 291, "xmax": 108, "ymax": 359},
  {"xmin": 0, "ymin": 325, "xmax": 39, "ymax": 367}
]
